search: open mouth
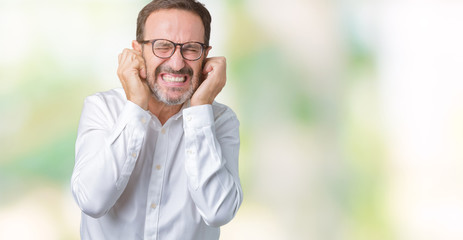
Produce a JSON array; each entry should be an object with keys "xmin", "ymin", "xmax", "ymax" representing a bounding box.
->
[
  {"xmin": 161, "ymin": 74, "xmax": 187, "ymax": 82},
  {"xmin": 160, "ymin": 74, "xmax": 188, "ymax": 85}
]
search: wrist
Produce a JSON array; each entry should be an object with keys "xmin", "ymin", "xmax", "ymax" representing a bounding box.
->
[
  {"xmin": 190, "ymin": 99, "xmax": 212, "ymax": 106},
  {"xmin": 128, "ymin": 97, "xmax": 148, "ymax": 110},
  {"xmin": 190, "ymin": 95, "xmax": 214, "ymax": 106}
]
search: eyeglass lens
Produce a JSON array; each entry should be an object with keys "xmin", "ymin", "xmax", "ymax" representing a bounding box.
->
[{"xmin": 153, "ymin": 40, "xmax": 203, "ymax": 60}]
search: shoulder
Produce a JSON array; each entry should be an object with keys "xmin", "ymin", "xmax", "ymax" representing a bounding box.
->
[
  {"xmin": 82, "ymin": 88, "xmax": 127, "ymax": 115},
  {"xmin": 84, "ymin": 88, "xmax": 126, "ymax": 108},
  {"xmin": 86, "ymin": 88, "xmax": 126, "ymax": 104}
]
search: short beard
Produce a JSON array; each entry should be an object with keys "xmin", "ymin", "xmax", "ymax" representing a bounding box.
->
[
  {"xmin": 147, "ymin": 63, "xmax": 201, "ymax": 106},
  {"xmin": 151, "ymin": 81, "xmax": 194, "ymax": 106}
]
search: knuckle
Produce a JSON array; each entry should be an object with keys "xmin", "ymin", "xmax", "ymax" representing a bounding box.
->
[
  {"xmin": 217, "ymin": 57, "xmax": 226, "ymax": 66},
  {"xmin": 116, "ymin": 67, "xmax": 123, "ymax": 75}
]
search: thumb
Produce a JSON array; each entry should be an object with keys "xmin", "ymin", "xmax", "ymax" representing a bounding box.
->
[
  {"xmin": 140, "ymin": 65, "xmax": 147, "ymax": 79},
  {"xmin": 202, "ymin": 59, "xmax": 214, "ymax": 74}
]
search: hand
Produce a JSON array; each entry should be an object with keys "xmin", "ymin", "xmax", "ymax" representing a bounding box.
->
[
  {"xmin": 191, "ymin": 57, "xmax": 227, "ymax": 106},
  {"xmin": 117, "ymin": 48, "xmax": 150, "ymax": 110}
]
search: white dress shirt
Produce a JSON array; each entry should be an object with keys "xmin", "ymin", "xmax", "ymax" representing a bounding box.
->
[{"xmin": 71, "ymin": 88, "xmax": 242, "ymax": 240}]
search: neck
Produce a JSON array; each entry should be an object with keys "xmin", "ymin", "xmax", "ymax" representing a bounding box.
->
[{"xmin": 148, "ymin": 97, "xmax": 184, "ymax": 125}]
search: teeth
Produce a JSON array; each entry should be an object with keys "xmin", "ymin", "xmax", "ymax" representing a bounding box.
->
[{"xmin": 163, "ymin": 75, "xmax": 185, "ymax": 82}]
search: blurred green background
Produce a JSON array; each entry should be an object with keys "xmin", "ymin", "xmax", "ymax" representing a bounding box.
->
[{"xmin": 1, "ymin": 0, "xmax": 463, "ymax": 239}]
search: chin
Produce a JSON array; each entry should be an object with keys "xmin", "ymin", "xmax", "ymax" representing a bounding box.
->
[{"xmin": 151, "ymin": 84, "xmax": 194, "ymax": 106}]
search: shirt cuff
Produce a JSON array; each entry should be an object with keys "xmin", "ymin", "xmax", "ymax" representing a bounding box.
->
[
  {"xmin": 108, "ymin": 100, "xmax": 151, "ymax": 144},
  {"xmin": 183, "ymin": 104, "xmax": 214, "ymax": 128},
  {"xmin": 125, "ymin": 100, "xmax": 151, "ymax": 122}
]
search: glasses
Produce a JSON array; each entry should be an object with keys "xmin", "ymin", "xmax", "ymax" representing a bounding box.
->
[{"xmin": 139, "ymin": 39, "xmax": 207, "ymax": 61}]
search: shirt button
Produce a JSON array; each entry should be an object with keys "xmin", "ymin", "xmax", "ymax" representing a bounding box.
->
[
  {"xmin": 186, "ymin": 115, "xmax": 192, "ymax": 121},
  {"xmin": 151, "ymin": 203, "xmax": 157, "ymax": 209},
  {"xmin": 161, "ymin": 128, "xmax": 166, "ymax": 134},
  {"xmin": 141, "ymin": 117, "xmax": 146, "ymax": 124},
  {"xmin": 131, "ymin": 152, "xmax": 137, "ymax": 158},
  {"xmin": 156, "ymin": 165, "xmax": 161, "ymax": 170}
]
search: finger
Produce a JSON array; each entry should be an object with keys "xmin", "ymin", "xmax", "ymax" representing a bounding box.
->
[
  {"xmin": 134, "ymin": 54, "xmax": 147, "ymax": 79},
  {"xmin": 125, "ymin": 49, "xmax": 146, "ymax": 78},
  {"xmin": 122, "ymin": 50, "xmax": 145, "ymax": 75},
  {"xmin": 139, "ymin": 67, "xmax": 147, "ymax": 80},
  {"xmin": 202, "ymin": 58, "xmax": 215, "ymax": 74},
  {"xmin": 119, "ymin": 49, "xmax": 134, "ymax": 69}
]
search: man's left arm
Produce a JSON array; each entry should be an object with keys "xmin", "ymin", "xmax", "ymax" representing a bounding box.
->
[
  {"xmin": 183, "ymin": 104, "xmax": 242, "ymax": 228},
  {"xmin": 184, "ymin": 56, "xmax": 243, "ymax": 227}
]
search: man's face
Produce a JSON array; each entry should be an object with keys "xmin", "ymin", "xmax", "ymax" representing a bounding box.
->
[{"xmin": 140, "ymin": 9, "xmax": 209, "ymax": 106}]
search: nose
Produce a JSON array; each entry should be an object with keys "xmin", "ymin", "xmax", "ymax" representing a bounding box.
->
[{"xmin": 168, "ymin": 46, "xmax": 186, "ymax": 71}]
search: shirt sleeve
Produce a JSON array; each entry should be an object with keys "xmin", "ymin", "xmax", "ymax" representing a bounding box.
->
[
  {"xmin": 182, "ymin": 104, "xmax": 243, "ymax": 227},
  {"xmin": 71, "ymin": 95, "xmax": 151, "ymax": 218}
]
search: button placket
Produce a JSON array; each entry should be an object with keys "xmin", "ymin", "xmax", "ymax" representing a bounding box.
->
[{"xmin": 144, "ymin": 123, "xmax": 170, "ymax": 237}]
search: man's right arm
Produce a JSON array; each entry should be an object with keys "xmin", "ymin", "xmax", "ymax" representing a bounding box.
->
[
  {"xmin": 71, "ymin": 93, "xmax": 151, "ymax": 218},
  {"xmin": 72, "ymin": 45, "xmax": 151, "ymax": 218}
]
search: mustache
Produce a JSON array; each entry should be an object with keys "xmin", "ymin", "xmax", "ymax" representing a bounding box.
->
[{"xmin": 155, "ymin": 64, "xmax": 193, "ymax": 77}]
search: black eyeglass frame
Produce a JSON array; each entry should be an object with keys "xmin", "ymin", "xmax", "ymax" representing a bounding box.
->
[{"xmin": 139, "ymin": 39, "xmax": 208, "ymax": 61}]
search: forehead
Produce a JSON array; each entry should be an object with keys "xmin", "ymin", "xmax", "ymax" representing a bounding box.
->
[{"xmin": 144, "ymin": 9, "xmax": 205, "ymax": 43}]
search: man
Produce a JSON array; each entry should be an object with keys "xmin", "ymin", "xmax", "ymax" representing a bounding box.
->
[{"xmin": 71, "ymin": 0, "xmax": 243, "ymax": 239}]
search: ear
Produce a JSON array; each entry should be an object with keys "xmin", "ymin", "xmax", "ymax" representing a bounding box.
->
[
  {"xmin": 132, "ymin": 40, "xmax": 142, "ymax": 52},
  {"xmin": 204, "ymin": 46, "xmax": 212, "ymax": 58}
]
